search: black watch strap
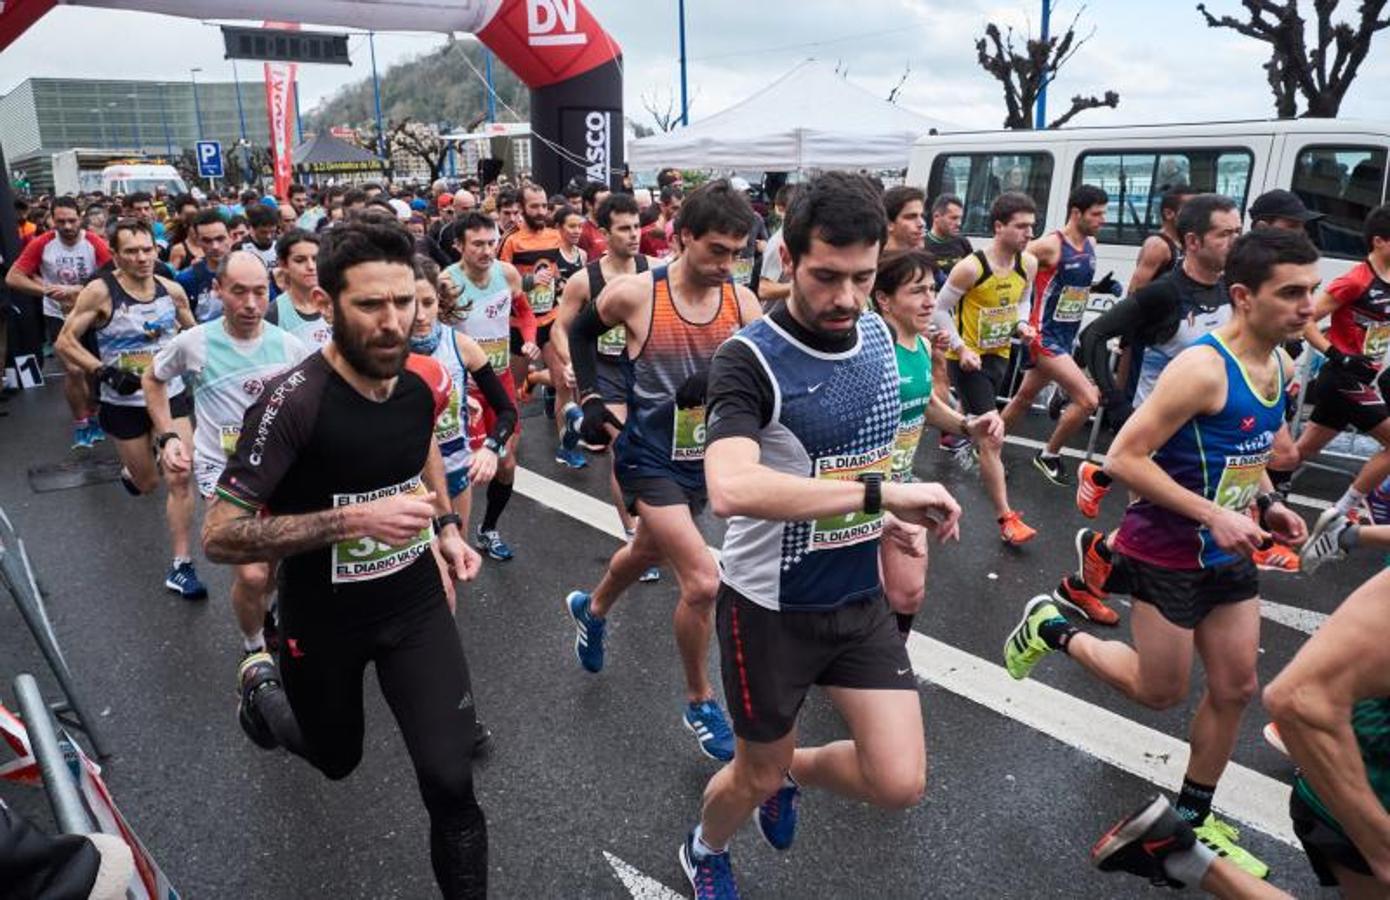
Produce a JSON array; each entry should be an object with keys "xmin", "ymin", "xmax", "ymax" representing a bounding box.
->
[
  {"xmin": 155, "ymin": 431, "xmax": 180, "ymax": 450},
  {"xmin": 433, "ymin": 513, "xmax": 463, "ymax": 534},
  {"xmin": 859, "ymin": 473, "xmax": 883, "ymax": 515}
]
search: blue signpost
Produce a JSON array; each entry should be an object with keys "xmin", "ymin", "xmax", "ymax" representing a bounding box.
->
[{"xmin": 196, "ymin": 139, "xmax": 224, "ymax": 184}]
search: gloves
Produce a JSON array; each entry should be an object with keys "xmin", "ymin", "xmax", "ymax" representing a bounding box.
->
[
  {"xmin": 1092, "ymin": 271, "xmax": 1122, "ymax": 298},
  {"xmin": 96, "ymin": 365, "xmax": 142, "ymax": 396},
  {"xmin": 1101, "ymin": 390, "xmax": 1132, "ymax": 433},
  {"xmin": 579, "ymin": 396, "xmax": 623, "ymax": 448},
  {"xmin": 1325, "ymin": 346, "xmax": 1378, "ymax": 383},
  {"xmin": 675, "ymin": 372, "xmax": 708, "ymax": 409}
]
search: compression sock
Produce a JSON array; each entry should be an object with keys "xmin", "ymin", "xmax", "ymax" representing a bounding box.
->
[
  {"xmin": 1037, "ymin": 616, "xmax": 1079, "ymax": 653},
  {"xmin": 1163, "ymin": 841, "xmax": 1217, "ymax": 888},
  {"xmin": 1334, "ymin": 487, "xmax": 1366, "ymax": 516},
  {"xmin": 480, "ymin": 480, "xmax": 513, "ymax": 532},
  {"xmin": 895, "ymin": 612, "xmax": 915, "ymax": 636},
  {"xmin": 1174, "ymin": 778, "xmax": 1216, "ymax": 824},
  {"xmin": 1267, "ymin": 466, "xmax": 1295, "ymax": 499}
]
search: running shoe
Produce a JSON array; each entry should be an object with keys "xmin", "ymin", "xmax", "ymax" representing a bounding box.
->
[
  {"xmin": 1032, "ymin": 451, "xmax": 1071, "ymax": 486},
  {"xmin": 84, "ymin": 418, "xmax": 106, "ymax": 444},
  {"xmin": 566, "ymin": 590, "xmax": 606, "ymax": 673},
  {"xmin": 1091, "ymin": 794, "xmax": 1195, "ymax": 888},
  {"xmin": 1299, "ymin": 512, "xmax": 1349, "ymax": 575},
  {"xmin": 938, "ymin": 433, "xmax": 971, "ymax": 453},
  {"xmin": 998, "ymin": 510, "xmax": 1037, "ymax": 545},
  {"xmin": 756, "ymin": 777, "xmax": 800, "ymax": 851},
  {"xmin": 953, "ymin": 442, "xmax": 979, "ymax": 473},
  {"xmin": 679, "ymin": 830, "xmax": 740, "ymax": 900},
  {"xmin": 1251, "ymin": 541, "xmax": 1300, "ymax": 573},
  {"xmin": 237, "ymin": 651, "xmax": 282, "ymax": 750},
  {"xmin": 554, "ymin": 446, "xmax": 588, "ymax": 469},
  {"xmin": 475, "ymin": 528, "xmax": 514, "ymax": 561},
  {"xmin": 1305, "ymin": 506, "xmax": 1347, "ymax": 558},
  {"xmin": 1047, "ymin": 388, "xmax": 1070, "ymax": 421},
  {"xmin": 1003, "ymin": 595, "xmax": 1063, "ymax": 680},
  {"xmin": 118, "ymin": 466, "xmax": 141, "ymax": 497},
  {"xmin": 1075, "ymin": 460, "xmax": 1110, "ymax": 519},
  {"xmin": 1367, "ymin": 479, "xmax": 1390, "ymax": 525},
  {"xmin": 1074, "ymin": 527, "xmax": 1112, "ymax": 594},
  {"xmin": 70, "ymin": 421, "xmax": 93, "ymax": 450},
  {"xmin": 560, "ymin": 402, "xmax": 583, "ymax": 452},
  {"xmin": 1192, "ymin": 814, "xmax": 1269, "ymax": 880},
  {"xmin": 683, "ymin": 700, "xmax": 735, "ymax": 761},
  {"xmin": 638, "ymin": 566, "xmax": 661, "ymax": 583},
  {"xmin": 472, "ymin": 719, "xmax": 494, "ymax": 757},
  {"xmin": 1262, "ymin": 722, "xmax": 1288, "ymax": 757},
  {"xmin": 165, "ymin": 561, "xmax": 208, "ymax": 600},
  {"xmin": 1053, "ymin": 575, "xmax": 1119, "ymax": 626}
]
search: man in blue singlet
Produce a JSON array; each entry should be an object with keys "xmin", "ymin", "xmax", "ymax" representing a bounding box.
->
[{"xmin": 1005, "ymin": 229, "xmax": 1319, "ymax": 880}]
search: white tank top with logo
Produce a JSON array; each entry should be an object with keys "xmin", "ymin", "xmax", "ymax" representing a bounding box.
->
[{"xmin": 444, "ymin": 262, "xmax": 512, "ymax": 373}]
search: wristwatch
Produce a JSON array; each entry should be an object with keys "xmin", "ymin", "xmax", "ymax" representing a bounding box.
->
[
  {"xmin": 959, "ymin": 414, "xmax": 976, "ymax": 437},
  {"xmin": 155, "ymin": 431, "xmax": 180, "ymax": 450},
  {"xmin": 433, "ymin": 513, "xmax": 463, "ymax": 534},
  {"xmin": 858, "ymin": 472, "xmax": 883, "ymax": 515},
  {"xmin": 483, "ymin": 436, "xmax": 508, "ymax": 458}
]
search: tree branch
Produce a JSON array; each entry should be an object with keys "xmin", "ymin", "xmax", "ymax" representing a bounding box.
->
[{"xmin": 1048, "ymin": 91, "xmax": 1120, "ymax": 129}]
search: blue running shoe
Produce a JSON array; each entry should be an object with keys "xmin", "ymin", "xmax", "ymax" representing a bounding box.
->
[
  {"xmin": 84, "ymin": 418, "xmax": 106, "ymax": 444},
  {"xmin": 475, "ymin": 527, "xmax": 514, "ymax": 561},
  {"xmin": 560, "ymin": 401, "xmax": 583, "ymax": 451},
  {"xmin": 756, "ymin": 776, "xmax": 800, "ymax": 850},
  {"xmin": 1368, "ymin": 477, "xmax": 1390, "ymax": 525},
  {"xmin": 679, "ymin": 831, "xmax": 739, "ymax": 900},
  {"xmin": 71, "ymin": 422, "xmax": 92, "ymax": 450},
  {"xmin": 684, "ymin": 700, "xmax": 735, "ymax": 761},
  {"xmin": 567, "ymin": 590, "xmax": 606, "ymax": 672},
  {"xmin": 554, "ymin": 446, "xmax": 588, "ymax": 469},
  {"xmin": 165, "ymin": 561, "xmax": 208, "ymax": 600}
]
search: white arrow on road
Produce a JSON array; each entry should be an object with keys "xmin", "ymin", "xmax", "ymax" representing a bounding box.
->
[{"xmin": 604, "ymin": 851, "xmax": 685, "ymax": 900}]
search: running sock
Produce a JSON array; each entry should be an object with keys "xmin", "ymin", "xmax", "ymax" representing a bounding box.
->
[
  {"xmin": 1037, "ymin": 616, "xmax": 1079, "ymax": 653},
  {"xmin": 1267, "ymin": 466, "xmax": 1295, "ymax": 498},
  {"xmin": 172, "ymin": 556, "xmax": 191, "ymax": 568},
  {"xmin": 895, "ymin": 612, "xmax": 915, "ymax": 636},
  {"xmin": 1340, "ymin": 525, "xmax": 1361, "ymax": 550},
  {"xmin": 692, "ymin": 824, "xmax": 725, "ymax": 858},
  {"xmin": 1174, "ymin": 778, "xmax": 1216, "ymax": 824},
  {"xmin": 1333, "ymin": 487, "xmax": 1366, "ymax": 517},
  {"xmin": 1039, "ymin": 450, "xmax": 1060, "ymax": 461},
  {"xmin": 1162, "ymin": 841, "xmax": 1217, "ymax": 888},
  {"xmin": 480, "ymin": 480, "xmax": 513, "ymax": 532},
  {"xmin": 243, "ymin": 630, "xmax": 265, "ymax": 653}
]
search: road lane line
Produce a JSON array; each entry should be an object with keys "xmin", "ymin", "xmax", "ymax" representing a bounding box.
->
[{"xmin": 603, "ymin": 851, "xmax": 684, "ymax": 900}]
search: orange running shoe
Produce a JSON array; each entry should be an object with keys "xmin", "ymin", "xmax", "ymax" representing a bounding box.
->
[
  {"xmin": 1075, "ymin": 460, "xmax": 1110, "ymax": 519},
  {"xmin": 1251, "ymin": 541, "xmax": 1300, "ymax": 573},
  {"xmin": 1075, "ymin": 528, "xmax": 1113, "ymax": 594},
  {"xmin": 1053, "ymin": 575, "xmax": 1119, "ymax": 626},
  {"xmin": 999, "ymin": 510, "xmax": 1037, "ymax": 545}
]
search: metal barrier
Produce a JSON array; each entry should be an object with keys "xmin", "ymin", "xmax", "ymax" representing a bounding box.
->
[
  {"xmin": 13, "ymin": 673, "xmax": 95, "ymax": 835},
  {"xmin": 0, "ymin": 505, "xmax": 110, "ymax": 757}
]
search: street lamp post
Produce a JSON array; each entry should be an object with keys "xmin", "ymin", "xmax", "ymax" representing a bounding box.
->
[
  {"xmin": 1035, "ymin": 0, "xmax": 1052, "ymax": 129},
  {"xmin": 369, "ymin": 31, "xmax": 386, "ymax": 159},
  {"xmin": 190, "ymin": 67, "xmax": 205, "ymax": 142},
  {"xmin": 678, "ymin": 0, "xmax": 689, "ymax": 126}
]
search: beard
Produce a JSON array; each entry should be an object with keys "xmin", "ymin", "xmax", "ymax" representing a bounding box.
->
[
  {"xmin": 334, "ymin": 305, "xmax": 409, "ymax": 379},
  {"xmin": 523, "ymin": 211, "xmax": 547, "ymax": 231}
]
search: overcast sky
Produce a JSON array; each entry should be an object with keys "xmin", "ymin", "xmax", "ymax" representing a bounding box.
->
[{"xmin": 2, "ymin": 0, "xmax": 1387, "ymax": 130}]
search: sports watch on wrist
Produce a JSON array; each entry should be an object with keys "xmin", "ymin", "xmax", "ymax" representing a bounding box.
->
[
  {"xmin": 433, "ymin": 513, "xmax": 463, "ymax": 534},
  {"xmin": 483, "ymin": 436, "xmax": 507, "ymax": 458},
  {"xmin": 859, "ymin": 472, "xmax": 883, "ymax": 515},
  {"xmin": 155, "ymin": 431, "xmax": 180, "ymax": 451}
]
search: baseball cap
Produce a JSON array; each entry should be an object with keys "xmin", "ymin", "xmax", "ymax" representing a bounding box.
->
[
  {"xmin": 1249, "ymin": 189, "xmax": 1324, "ymax": 223},
  {"xmin": 438, "ymin": 192, "xmax": 454, "ymax": 208},
  {"xmin": 410, "ymin": 198, "xmax": 428, "ymax": 211}
]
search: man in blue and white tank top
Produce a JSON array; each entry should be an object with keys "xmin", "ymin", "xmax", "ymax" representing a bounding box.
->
[
  {"xmin": 678, "ymin": 173, "xmax": 962, "ymax": 899},
  {"xmin": 1004, "ymin": 229, "xmax": 1320, "ymax": 880},
  {"xmin": 144, "ymin": 252, "xmax": 313, "ymax": 657},
  {"xmin": 54, "ymin": 218, "xmax": 206, "ymax": 600},
  {"xmin": 264, "ymin": 229, "xmax": 333, "ymax": 351}
]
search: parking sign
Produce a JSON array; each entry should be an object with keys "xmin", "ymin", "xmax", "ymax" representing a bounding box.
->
[{"xmin": 196, "ymin": 140, "xmax": 224, "ymax": 178}]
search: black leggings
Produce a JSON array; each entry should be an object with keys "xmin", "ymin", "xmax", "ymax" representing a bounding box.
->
[{"xmin": 277, "ymin": 597, "xmax": 487, "ymax": 899}]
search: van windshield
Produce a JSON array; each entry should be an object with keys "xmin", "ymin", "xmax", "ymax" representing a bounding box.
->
[{"xmin": 117, "ymin": 178, "xmax": 188, "ymax": 195}]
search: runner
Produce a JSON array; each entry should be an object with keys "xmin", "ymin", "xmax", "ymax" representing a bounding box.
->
[
  {"xmin": 882, "ymin": 186, "xmax": 926, "ymax": 252},
  {"xmin": 175, "ymin": 209, "xmax": 233, "ymax": 323},
  {"xmin": 443, "ymin": 212, "xmax": 536, "ymax": 560},
  {"xmin": 579, "ymin": 182, "xmax": 611, "ymax": 258},
  {"xmin": 263, "ymin": 229, "xmax": 333, "ymax": 351},
  {"xmin": 920, "ymin": 193, "xmax": 977, "ymax": 444},
  {"xmin": 553, "ymin": 193, "xmax": 661, "ymax": 583},
  {"xmin": 677, "ymin": 172, "xmax": 962, "ymax": 897},
  {"xmin": 141, "ymin": 251, "xmax": 312, "ymax": 656},
  {"xmin": 1129, "ymin": 185, "xmax": 1198, "ymax": 295},
  {"xmin": 1005, "ymin": 228, "xmax": 1319, "ymax": 879},
  {"xmin": 1000, "ymin": 184, "xmax": 1111, "ymax": 487},
  {"xmin": 239, "ymin": 203, "xmax": 279, "ymax": 272},
  {"xmin": 53, "ymin": 217, "xmax": 206, "ymax": 600},
  {"xmin": 933, "ymin": 191, "xmax": 1041, "ymax": 544},
  {"xmin": 4, "ymin": 195, "xmax": 110, "ymax": 448},
  {"xmin": 873, "ymin": 249, "xmax": 1004, "ymax": 636},
  {"xmin": 202, "ymin": 220, "xmax": 488, "ymax": 899},
  {"xmin": 564, "ymin": 180, "xmax": 762, "ymax": 761}
]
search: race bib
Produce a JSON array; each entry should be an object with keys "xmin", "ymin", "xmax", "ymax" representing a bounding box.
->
[
  {"xmin": 1053, "ymin": 285, "xmax": 1089, "ymax": 324},
  {"xmin": 1213, "ymin": 452, "xmax": 1269, "ymax": 512},
  {"xmin": 890, "ymin": 419, "xmax": 924, "ymax": 480},
  {"xmin": 435, "ymin": 385, "xmax": 464, "ymax": 444},
  {"xmin": 732, "ymin": 256, "xmax": 754, "ymax": 287},
  {"xmin": 977, "ymin": 305, "xmax": 1017, "ymax": 351},
  {"xmin": 116, "ymin": 350, "xmax": 154, "ymax": 375},
  {"xmin": 330, "ymin": 477, "xmax": 433, "ymax": 584},
  {"xmin": 810, "ymin": 448, "xmax": 892, "ymax": 550},
  {"xmin": 597, "ymin": 323, "xmax": 627, "ymax": 356},
  {"xmin": 477, "ymin": 335, "xmax": 508, "ymax": 370},
  {"xmin": 528, "ymin": 280, "xmax": 556, "ymax": 316},
  {"xmin": 1364, "ymin": 321, "xmax": 1390, "ymax": 358},
  {"xmin": 219, "ymin": 425, "xmax": 241, "ymax": 456},
  {"xmin": 672, "ymin": 405, "xmax": 707, "ymax": 461}
]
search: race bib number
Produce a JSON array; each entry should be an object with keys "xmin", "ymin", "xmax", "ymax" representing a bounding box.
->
[
  {"xmin": 1053, "ymin": 285, "xmax": 1089, "ymax": 324},
  {"xmin": 1213, "ymin": 452, "xmax": 1269, "ymax": 512},
  {"xmin": 732, "ymin": 256, "xmax": 754, "ymax": 287},
  {"xmin": 435, "ymin": 385, "xmax": 464, "ymax": 444},
  {"xmin": 890, "ymin": 419, "xmax": 924, "ymax": 480},
  {"xmin": 331, "ymin": 477, "xmax": 432, "ymax": 584},
  {"xmin": 477, "ymin": 336, "xmax": 508, "ymax": 370},
  {"xmin": 528, "ymin": 280, "xmax": 556, "ymax": 316},
  {"xmin": 219, "ymin": 425, "xmax": 241, "ymax": 456},
  {"xmin": 1363, "ymin": 321, "xmax": 1390, "ymax": 358},
  {"xmin": 672, "ymin": 406, "xmax": 707, "ymax": 461},
  {"xmin": 976, "ymin": 305, "xmax": 1017, "ymax": 351},
  {"xmin": 810, "ymin": 448, "xmax": 892, "ymax": 549},
  {"xmin": 597, "ymin": 323, "xmax": 627, "ymax": 356},
  {"xmin": 116, "ymin": 350, "xmax": 154, "ymax": 375}
]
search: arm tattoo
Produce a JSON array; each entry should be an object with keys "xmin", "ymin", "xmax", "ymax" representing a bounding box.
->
[{"xmin": 203, "ymin": 507, "xmax": 349, "ymax": 564}]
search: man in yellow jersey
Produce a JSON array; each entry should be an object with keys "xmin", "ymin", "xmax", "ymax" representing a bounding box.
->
[{"xmin": 933, "ymin": 192, "xmax": 1040, "ymax": 544}]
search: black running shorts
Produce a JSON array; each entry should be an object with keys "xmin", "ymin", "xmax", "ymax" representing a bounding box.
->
[
  {"xmin": 1290, "ymin": 788, "xmax": 1375, "ymax": 887},
  {"xmin": 618, "ymin": 474, "xmax": 706, "ymax": 517},
  {"xmin": 1307, "ymin": 364, "xmax": 1389, "ymax": 434},
  {"xmin": 596, "ymin": 356, "xmax": 628, "ymax": 406},
  {"xmin": 98, "ymin": 393, "xmax": 191, "ymax": 441},
  {"xmin": 947, "ymin": 354, "xmax": 1009, "ymax": 416},
  {"xmin": 1115, "ymin": 553, "xmax": 1258, "ymax": 629},
  {"xmin": 716, "ymin": 585, "xmax": 915, "ymax": 743}
]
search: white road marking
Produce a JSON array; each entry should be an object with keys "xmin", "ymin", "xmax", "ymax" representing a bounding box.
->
[
  {"xmin": 1259, "ymin": 599, "xmax": 1327, "ymax": 635},
  {"xmin": 514, "ymin": 466, "xmax": 1302, "ymax": 849},
  {"xmin": 604, "ymin": 851, "xmax": 685, "ymax": 900}
]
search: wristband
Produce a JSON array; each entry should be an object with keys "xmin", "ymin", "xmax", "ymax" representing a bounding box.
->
[
  {"xmin": 960, "ymin": 414, "xmax": 976, "ymax": 437},
  {"xmin": 859, "ymin": 473, "xmax": 883, "ymax": 515},
  {"xmin": 433, "ymin": 513, "xmax": 463, "ymax": 534},
  {"xmin": 483, "ymin": 436, "xmax": 508, "ymax": 459},
  {"xmin": 155, "ymin": 431, "xmax": 180, "ymax": 451},
  {"xmin": 1254, "ymin": 492, "xmax": 1282, "ymax": 528}
]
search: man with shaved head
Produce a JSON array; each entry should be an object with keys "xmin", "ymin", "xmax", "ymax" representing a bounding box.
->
[
  {"xmin": 438, "ymin": 190, "xmax": 481, "ymax": 262},
  {"xmin": 143, "ymin": 250, "xmax": 313, "ymax": 655}
]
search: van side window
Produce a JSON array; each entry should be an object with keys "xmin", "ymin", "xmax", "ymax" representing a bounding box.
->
[
  {"xmin": 928, "ymin": 153, "xmax": 1053, "ymax": 237},
  {"xmin": 1074, "ymin": 149, "xmax": 1254, "ymax": 247},
  {"xmin": 1292, "ymin": 145, "xmax": 1387, "ymax": 259}
]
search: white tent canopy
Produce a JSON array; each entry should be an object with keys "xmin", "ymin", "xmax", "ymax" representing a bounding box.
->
[{"xmin": 628, "ymin": 60, "xmax": 955, "ymax": 172}]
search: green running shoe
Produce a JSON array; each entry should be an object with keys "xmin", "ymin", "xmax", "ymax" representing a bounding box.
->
[
  {"xmin": 1193, "ymin": 814, "xmax": 1269, "ymax": 880},
  {"xmin": 1004, "ymin": 595, "xmax": 1063, "ymax": 680}
]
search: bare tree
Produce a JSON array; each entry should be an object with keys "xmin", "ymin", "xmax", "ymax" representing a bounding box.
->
[
  {"xmin": 641, "ymin": 88, "xmax": 684, "ymax": 133},
  {"xmin": 1197, "ymin": 0, "xmax": 1390, "ymax": 117},
  {"xmin": 975, "ymin": 7, "xmax": 1120, "ymax": 129},
  {"xmin": 387, "ymin": 119, "xmax": 452, "ymax": 182},
  {"xmin": 886, "ymin": 63, "xmax": 912, "ymax": 104}
]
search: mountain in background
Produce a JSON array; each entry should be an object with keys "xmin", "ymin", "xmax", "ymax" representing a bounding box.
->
[{"xmin": 307, "ymin": 37, "xmax": 530, "ymax": 132}]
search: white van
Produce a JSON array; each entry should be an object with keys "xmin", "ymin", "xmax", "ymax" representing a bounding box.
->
[
  {"xmin": 100, "ymin": 163, "xmax": 188, "ymax": 198},
  {"xmin": 905, "ymin": 119, "xmax": 1390, "ymax": 288}
]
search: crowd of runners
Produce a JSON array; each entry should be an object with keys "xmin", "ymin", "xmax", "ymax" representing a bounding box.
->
[{"xmin": 2, "ymin": 164, "xmax": 1389, "ymax": 900}]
